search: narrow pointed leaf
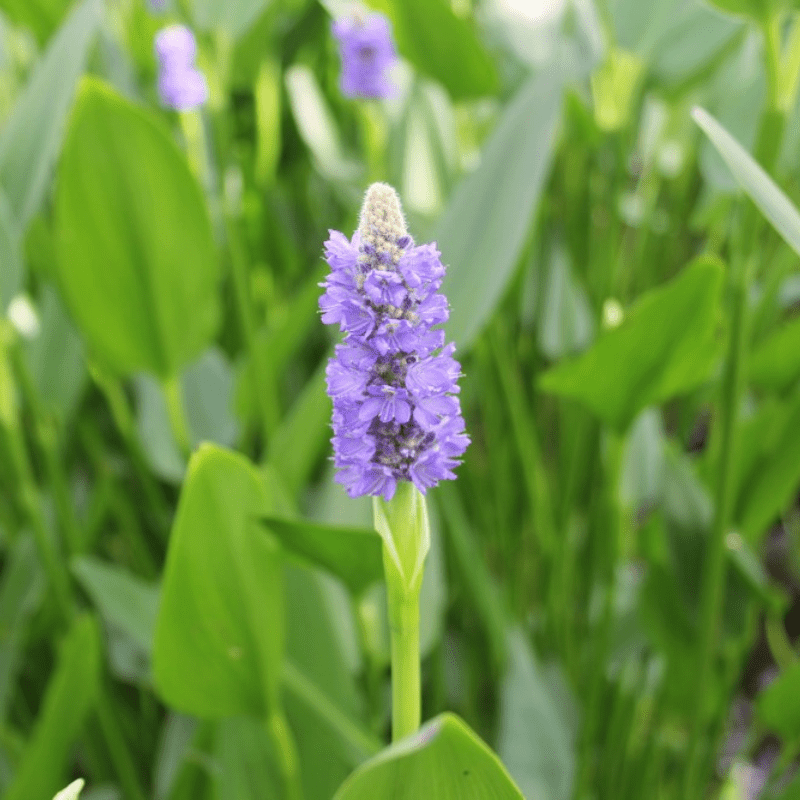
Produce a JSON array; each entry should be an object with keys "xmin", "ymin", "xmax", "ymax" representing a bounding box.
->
[
  {"xmin": 692, "ymin": 107, "xmax": 800, "ymax": 258},
  {"xmin": 439, "ymin": 73, "xmax": 562, "ymax": 350},
  {"xmin": 0, "ymin": 0, "xmax": 101, "ymax": 228}
]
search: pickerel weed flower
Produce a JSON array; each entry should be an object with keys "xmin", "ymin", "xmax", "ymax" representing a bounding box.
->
[
  {"xmin": 332, "ymin": 10, "xmax": 397, "ymax": 99},
  {"xmin": 321, "ymin": 183, "xmax": 469, "ymax": 500},
  {"xmin": 154, "ymin": 25, "xmax": 208, "ymax": 111}
]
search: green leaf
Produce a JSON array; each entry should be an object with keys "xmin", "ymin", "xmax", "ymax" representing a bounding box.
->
[
  {"xmin": 735, "ymin": 393, "xmax": 800, "ymax": 541},
  {"xmin": 705, "ymin": 0, "xmax": 769, "ymax": 21},
  {"xmin": 0, "ymin": 0, "xmax": 101, "ymax": 228},
  {"xmin": 693, "ymin": 107, "xmax": 800, "ymax": 259},
  {"xmin": 439, "ymin": 73, "xmax": 562, "ymax": 350},
  {"xmin": 4, "ymin": 615, "xmax": 101, "ymax": 800},
  {"xmin": 213, "ymin": 718, "xmax": 282, "ymax": 800},
  {"xmin": 191, "ymin": 0, "xmax": 272, "ymax": 38},
  {"xmin": 366, "ymin": 0, "xmax": 498, "ymax": 100},
  {"xmin": 152, "ymin": 444, "xmax": 283, "ymax": 718},
  {"xmin": 333, "ymin": 713, "xmax": 523, "ymax": 799},
  {"xmin": 620, "ymin": 408, "xmax": 666, "ymax": 511},
  {"xmin": 757, "ymin": 661, "xmax": 800, "ymax": 739},
  {"xmin": 497, "ymin": 631, "xmax": 575, "ymax": 800},
  {"xmin": 749, "ymin": 315, "xmax": 800, "ymax": 391},
  {"xmin": 0, "ymin": 0, "xmax": 73, "ymax": 42},
  {"xmin": 55, "ymin": 78, "xmax": 219, "ymax": 379},
  {"xmin": 261, "ymin": 517, "xmax": 383, "ymax": 597},
  {"xmin": 71, "ymin": 556, "xmax": 159, "ymax": 654},
  {"xmin": 539, "ymin": 257, "xmax": 723, "ymax": 430}
]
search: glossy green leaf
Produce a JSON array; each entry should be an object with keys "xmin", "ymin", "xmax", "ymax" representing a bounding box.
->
[
  {"xmin": 334, "ymin": 713, "xmax": 523, "ymax": 799},
  {"xmin": 71, "ymin": 556, "xmax": 159, "ymax": 654},
  {"xmin": 55, "ymin": 78, "xmax": 219, "ymax": 379},
  {"xmin": 439, "ymin": 73, "xmax": 562, "ymax": 350},
  {"xmin": 261, "ymin": 517, "xmax": 383, "ymax": 596},
  {"xmin": 749, "ymin": 315, "xmax": 800, "ymax": 391},
  {"xmin": 367, "ymin": 0, "xmax": 498, "ymax": 100},
  {"xmin": 0, "ymin": 0, "xmax": 100, "ymax": 228},
  {"xmin": 4, "ymin": 615, "xmax": 101, "ymax": 800},
  {"xmin": 539, "ymin": 257, "xmax": 723, "ymax": 430},
  {"xmin": 214, "ymin": 717, "xmax": 282, "ymax": 799},
  {"xmin": 152, "ymin": 444, "xmax": 283, "ymax": 718},
  {"xmin": 497, "ymin": 631, "xmax": 575, "ymax": 800},
  {"xmin": 693, "ymin": 107, "xmax": 800, "ymax": 259},
  {"xmin": 757, "ymin": 661, "xmax": 800, "ymax": 738}
]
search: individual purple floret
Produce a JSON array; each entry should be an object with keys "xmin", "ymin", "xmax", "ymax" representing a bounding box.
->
[
  {"xmin": 332, "ymin": 11, "xmax": 397, "ymax": 99},
  {"xmin": 154, "ymin": 25, "xmax": 208, "ymax": 111},
  {"xmin": 320, "ymin": 183, "xmax": 469, "ymax": 501}
]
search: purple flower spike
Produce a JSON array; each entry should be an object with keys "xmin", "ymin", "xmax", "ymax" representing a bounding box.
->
[
  {"xmin": 332, "ymin": 11, "xmax": 397, "ymax": 99},
  {"xmin": 154, "ymin": 25, "xmax": 208, "ymax": 111},
  {"xmin": 320, "ymin": 183, "xmax": 469, "ymax": 501}
]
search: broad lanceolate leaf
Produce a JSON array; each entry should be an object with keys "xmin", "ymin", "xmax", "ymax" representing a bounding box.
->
[
  {"xmin": 734, "ymin": 393, "xmax": 800, "ymax": 541},
  {"xmin": 4, "ymin": 615, "xmax": 101, "ymax": 800},
  {"xmin": 334, "ymin": 713, "xmax": 524, "ymax": 799},
  {"xmin": 539, "ymin": 257, "xmax": 723, "ymax": 430},
  {"xmin": 0, "ymin": 0, "xmax": 100, "ymax": 229},
  {"xmin": 153, "ymin": 444, "xmax": 283, "ymax": 718},
  {"xmin": 439, "ymin": 72, "xmax": 562, "ymax": 351},
  {"xmin": 367, "ymin": 0, "xmax": 498, "ymax": 100},
  {"xmin": 748, "ymin": 315, "xmax": 800, "ymax": 391},
  {"xmin": 261, "ymin": 517, "xmax": 383, "ymax": 597},
  {"xmin": 693, "ymin": 107, "xmax": 800, "ymax": 259},
  {"xmin": 55, "ymin": 79, "xmax": 219, "ymax": 379}
]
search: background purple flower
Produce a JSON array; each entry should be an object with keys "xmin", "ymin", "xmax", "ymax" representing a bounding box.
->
[
  {"xmin": 332, "ymin": 11, "xmax": 397, "ymax": 99},
  {"xmin": 320, "ymin": 183, "xmax": 469, "ymax": 501},
  {"xmin": 154, "ymin": 25, "xmax": 208, "ymax": 111}
]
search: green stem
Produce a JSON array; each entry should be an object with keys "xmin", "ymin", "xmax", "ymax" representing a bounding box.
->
[
  {"xmin": 265, "ymin": 709, "xmax": 304, "ymax": 800},
  {"xmin": 387, "ymin": 584, "xmax": 421, "ymax": 741},
  {"xmin": 373, "ymin": 483, "xmax": 429, "ymax": 742},
  {"xmin": 162, "ymin": 373, "xmax": 191, "ymax": 459}
]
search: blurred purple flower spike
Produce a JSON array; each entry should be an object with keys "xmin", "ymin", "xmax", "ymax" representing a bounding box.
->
[
  {"xmin": 332, "ymin": 11, "xmax": 397, "ymax": 99},
  {"xmin": 320, "ymin": 183, "xmax": 469, "ymax": 501},
  {"xmin": 154, "ymin": 25, "xmax": 208, "ymax": 111},
  {"xmin": 147, "ymin": 0, "xmax": 168, "ymax": 14}
]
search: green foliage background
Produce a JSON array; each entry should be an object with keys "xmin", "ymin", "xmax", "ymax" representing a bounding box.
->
[{"xmin": 2, "ymin": 0, "xmax": 800, "ymax": 797}]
